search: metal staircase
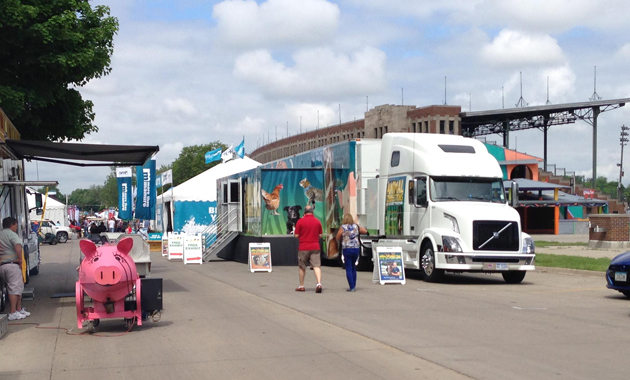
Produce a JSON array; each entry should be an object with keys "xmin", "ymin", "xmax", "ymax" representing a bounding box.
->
[{"xmin": 202, "ymin": 208, "xmax": 239, "ymax": 261}]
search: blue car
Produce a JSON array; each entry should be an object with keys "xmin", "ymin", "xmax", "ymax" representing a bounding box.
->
[{"xmin": 606, "ymin": 251, "xmax": 630, "ymax": 297}]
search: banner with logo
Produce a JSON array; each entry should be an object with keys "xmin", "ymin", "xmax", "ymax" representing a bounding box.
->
[
  {"xmin": 162, "ymin": 169, "xmax": 173, "ymax": 186},
  {"xmin": 135, "ymin": 160, "xmax": 156, "ymax": 220},
  {"xmin": 116, "ymin": 167, "xmax": 133, "ymax": 220}
]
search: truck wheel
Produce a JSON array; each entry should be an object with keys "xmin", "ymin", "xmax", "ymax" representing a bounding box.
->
[
  {"xmin": 421, "ymin": 244, "xmax": 444, "ymax": 282},
  {"xmin": 57, "ymin": 232, "xmax": 68, "ymax": 243},
  {"xmin": 502, "ymin": 271, "xmax": 526, "ymax": 284}
]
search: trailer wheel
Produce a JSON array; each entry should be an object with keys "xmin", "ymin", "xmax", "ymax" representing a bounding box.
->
[
  {"xmin": 51, "ymin": 237, "xmax": 58, "ymax": 245},
  {"xmin": 420, "ymin": 243, "xmax": 444, "ymax": 282},
  {"xmin": 502, "ymin": 271, "xmax": 526, "ymax": 284}
]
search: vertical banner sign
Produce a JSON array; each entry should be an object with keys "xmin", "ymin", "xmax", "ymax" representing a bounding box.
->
[
  {"xmin": 116, "ymin": 167, "xmax": 133, "ymax": 220},
  {"xmin": 373, "ymin": 246, "xmax": 406, "ymax": 285},
  {"xmin": 249, "ymin": 242, "xmax": 272, "ymax": 273},
  {"xmin": 135, "ymin": 160, "xmax": 156, "ymax": 220}
]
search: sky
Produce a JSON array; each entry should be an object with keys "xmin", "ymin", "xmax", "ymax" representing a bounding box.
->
[{"xmin": 24, "ymin": 0, "xmax": 630, "ymax": 194}]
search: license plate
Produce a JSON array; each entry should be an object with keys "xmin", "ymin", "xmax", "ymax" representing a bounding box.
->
[
  {"xmin": 615, "ymin": 272, "xmax": 627, "ymax": 282},
  {"xmin": 496, "ymin": 263, "xmax": 508, "ymax": 271}
]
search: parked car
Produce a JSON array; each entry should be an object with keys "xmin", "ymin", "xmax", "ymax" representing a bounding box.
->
[
  {"xmin": 33, "ymin": 219, "xmax": 74, "ymax": 243},
  {"xmin": 606, "ymin": 251, "xmax": 630, "ymax": 297}
]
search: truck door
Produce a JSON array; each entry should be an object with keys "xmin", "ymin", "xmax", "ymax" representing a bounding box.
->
[
  {"xmin": 227, "ymin": 179, "xmax": 241, "ymax": 232},
  {"xmin": 408, "ymin": 176, "xmax": 429, "ymax": 260}
]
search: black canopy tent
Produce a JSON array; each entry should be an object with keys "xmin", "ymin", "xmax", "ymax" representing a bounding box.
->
[{"xmin": 2, "ymin": 140, "xmax": 159, "ymax": 167}]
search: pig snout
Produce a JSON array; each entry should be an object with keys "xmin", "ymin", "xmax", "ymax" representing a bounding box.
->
[{"xmin": 94, "ymin": 266, "xmax": 124, "ymax": 286}]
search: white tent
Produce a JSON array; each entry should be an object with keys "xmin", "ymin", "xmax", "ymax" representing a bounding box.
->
[
  {"xmin": 156, "ymin": 156, "xmax": 260, "ymax": 233},
  {"xmin": 27, "ymin": 190, "xmax": 68, "ymax": 226},
  {"xmin": 159, "ymin": 156, "xmax": 261, "ymax": 203}
]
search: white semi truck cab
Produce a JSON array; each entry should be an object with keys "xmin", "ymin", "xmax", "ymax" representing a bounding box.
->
[{"xmin": 368, "ymin": 133, "xmax": 535, "ymax": 284}]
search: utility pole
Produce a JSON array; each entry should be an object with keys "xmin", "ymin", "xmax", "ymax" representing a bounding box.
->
[{"xmin": 618, "ymin": 125, "xmax": 629, "ymax": 201}]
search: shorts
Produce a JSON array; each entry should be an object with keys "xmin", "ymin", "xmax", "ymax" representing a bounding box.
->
[
  {"xmin": 1, "ymin": 263, "xmax": 24, "ymax": 295},
  {"xmin": 298, "ymin": 250, "xmax": 321, "ymax": 269}
]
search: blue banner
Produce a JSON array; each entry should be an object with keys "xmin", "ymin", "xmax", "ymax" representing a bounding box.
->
[
  {"xmin": 205, "ymin": 148, "xmax": 222, "ymax": 164},
  {"xmin": 116, "ymin": 167, "xmax": 133, "ymax": 220},
  {"xmin": 235, "ymin": 139, "xmax": 245, "ymax": 158},
  {"xmin": 135, "ymin": 160, "xmax": 156, "ymax": 220}
]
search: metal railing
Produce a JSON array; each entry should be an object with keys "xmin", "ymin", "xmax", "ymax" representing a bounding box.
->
[{"xmin": 201, "ymin": 208, "xmax": 238, "ymax": 261}]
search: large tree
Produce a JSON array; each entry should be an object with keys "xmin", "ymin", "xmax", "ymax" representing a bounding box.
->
[{"xmin": 0, "ymin": 0, "xmax": 118, "ymax": 141}]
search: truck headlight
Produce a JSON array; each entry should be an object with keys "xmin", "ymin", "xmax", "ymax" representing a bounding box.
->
[
  {"xmin": 522, "ymin": 236, "xmax": 535, "ymax": 255},
  {"xmin": 442, "ymin": 236, "xmax": 463, "ymax": 252},
  {"xmin": 444, "ymin": 213, "xmax": 460, "ymax": 234}
]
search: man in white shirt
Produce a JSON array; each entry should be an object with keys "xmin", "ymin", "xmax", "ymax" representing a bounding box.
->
[{"xmin": 107, "ymin": 218, "xmax": 115, "ymax": 233}]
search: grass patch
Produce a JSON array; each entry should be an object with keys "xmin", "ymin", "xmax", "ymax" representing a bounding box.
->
[
  {"xmin": 535, "ymin": 253, "xmax": 610, "ymax": 272},
  {"xmin": 534, "ymin": 241, "xmax": 589, "ymax": 248}
]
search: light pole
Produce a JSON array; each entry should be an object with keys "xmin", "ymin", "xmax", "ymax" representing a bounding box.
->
[{"xmin": 617, "ymin": 125, "xmax": 629, "ymax": 201}]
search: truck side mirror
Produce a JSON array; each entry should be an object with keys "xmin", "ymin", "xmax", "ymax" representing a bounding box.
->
[
  {"xmin": 35, "ymin": 193, "xmax": 43, "ymax": 208},
  {"xmin": 510, "ymin": 181, "xmax": 519, "ymax": 207},
  {"xmin": 36, "ymin": 208, "xmax": 43, "ymax": 216}
]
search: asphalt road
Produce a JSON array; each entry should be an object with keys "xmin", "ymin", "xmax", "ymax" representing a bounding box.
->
[{"xmin": 1, "ymin": 240, "xmax": 628, "ymax": 380}]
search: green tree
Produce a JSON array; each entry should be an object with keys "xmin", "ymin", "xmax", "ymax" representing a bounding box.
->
[
  {"xmin": 36, "ymin": 185, "xmax": 66, "ymax": 203},
  {"xmin": 100, "ymin": 169, "xmax": 118, "ymax": 207},
  {"xmin": 157, "ymin": 164, "xmax": 172, "ymax": 195},
  {"xmin": 0, "ymin": 0, "xmax": 119, "ymax": 141},
  {"xmin": 172, "ymin": 142, "xmax": 227, "ymax": 186},
  {"xmin": 68, "ymin": 185, "xmax": 102, "ymax": 211}
]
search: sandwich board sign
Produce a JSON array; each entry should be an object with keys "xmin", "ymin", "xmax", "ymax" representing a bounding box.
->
[
  {"xmin": 373, "ymin": 246, "xmax": 405, "ymax": 285},
  {"xmin": 168, "ymin": 233, "xmax": 184, "ymax": 261},
  {"xmin": 184, "ymin": 234, "xmax": 203, "ymax": 265},
  {"xmin": 162, "ymin": 233, "xmax": 169, "ymax": 257},
  {"xmin": 248, "ymin": 242, "xmax": 272, "ymax": 273}
]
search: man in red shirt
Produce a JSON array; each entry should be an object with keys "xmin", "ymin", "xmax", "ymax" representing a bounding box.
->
[{"xmin": 294, "ymin": 205, "xmax": 323, "ymax": 293}]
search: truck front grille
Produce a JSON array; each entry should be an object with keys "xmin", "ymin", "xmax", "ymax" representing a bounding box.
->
[{"xmin": 472, "ymin": 221, "xmax": 519, "ymax": 251}]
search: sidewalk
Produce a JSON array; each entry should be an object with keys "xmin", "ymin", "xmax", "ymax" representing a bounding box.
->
[{"xmin": 531, "ymin": 233, "xmax": 626, "ymax": 259}]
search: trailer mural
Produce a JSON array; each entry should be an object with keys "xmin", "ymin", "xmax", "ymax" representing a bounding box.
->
[
  {"xmin": 384, "ymin": 176, "xmax": 405, "ymax": 235},
  {"xmin": 259, "ymin": 169, "xmax": 325, "ymax": 236}
]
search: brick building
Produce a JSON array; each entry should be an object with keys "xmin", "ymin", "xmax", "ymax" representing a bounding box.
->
[{"xmin": 249, "ymin": 104, "xmax": 462, "ymax": 163}]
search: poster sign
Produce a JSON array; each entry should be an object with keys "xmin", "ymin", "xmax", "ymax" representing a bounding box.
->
[
  {"xmin": 116, "ymin": 167, "xmax": 133, "ymax": 220},
  {"xmin": 384, "ymin": 176, "xmax": 405, "ymax": 235},
  {"xmin": 373, "ymin": 246, "xmax": 405, "ymax": 285},
  {"xmin": 184, "ymin": 234, "xmax": 203, "ymax": 265},
  {"xmin": 148, "ymin": 232, "xmax": 163, "ymax": 241},
  {"xmin": 168, "ymin": 233, "xmax": 184, "ymax": 261},
  {"xmin": 135, "ymin": 160, "xmax": 156, "ymax": 220},
  {"xmin": 248, "ymin": 242, "xmax": 272, "ymax": 273}
]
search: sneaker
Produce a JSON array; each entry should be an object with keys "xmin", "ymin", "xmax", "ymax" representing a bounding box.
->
[
  {"xmin": 316, "ymin": 284, "xmax": 322, "ymax": 293},
  {"xmin": 8, "ymin": 311, "xmax": 25, "ymax": 321},
  {"xmin": 18, "ymin": 307, "xmax": 30, "ymax": 317}
]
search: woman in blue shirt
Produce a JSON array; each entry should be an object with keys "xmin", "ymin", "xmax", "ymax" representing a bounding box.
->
[{"xmin": 336, "ymin": 214, "xmax": 368, "ymax": 291}]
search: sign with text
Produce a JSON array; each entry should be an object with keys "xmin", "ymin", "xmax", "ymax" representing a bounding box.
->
[
  {"xmin": 168, "ymin": 233, "xmax": 184, "ymax": 261},
  {"xmin": 116, "ymin": 167, "xmax": 133, "ymax": 220},
  {"xmin": 373, "ymin": 246, "xmax": 405, "ymax": 285},
  {"xmin": 248, "ymin": 242, "xmax": 272, "ymax": 273},
  {"xmin": 184, "ymin": 235, "xmax": 203, "ymax": 265},
  {"xmin": 135, "ymin": 160, "xmax": 156, "ymax": 220}
]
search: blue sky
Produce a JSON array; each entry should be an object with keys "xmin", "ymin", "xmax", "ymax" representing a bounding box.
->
[{"xmin": 25, "ymin": 0, "xmax": 630, "ymax": 193}]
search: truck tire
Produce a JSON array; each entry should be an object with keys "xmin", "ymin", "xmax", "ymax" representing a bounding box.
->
[
  {"xmin": 420, "ymin": 243, "xmax": 444, "ymax": 282},
  {"xmin": 57, "ymin": 232, "xmax": 68, "ymax": 243},
  {"xmin": 502, "ymin": 271, "xmax": 526, "ymax": 284}
]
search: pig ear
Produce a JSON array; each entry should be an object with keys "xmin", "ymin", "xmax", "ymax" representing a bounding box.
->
[
  {"xmin": 117, "ymin": 237, "xmax": 133, "ymax": 256},
  {"xmin": 80, "ymin": 240, "xmax": 97, "ymax": 259}
]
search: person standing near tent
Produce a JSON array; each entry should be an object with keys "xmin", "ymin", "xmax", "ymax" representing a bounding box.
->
[{"xmin": 107, "ymin": 218, "xmax": 115, "ymax": 233}]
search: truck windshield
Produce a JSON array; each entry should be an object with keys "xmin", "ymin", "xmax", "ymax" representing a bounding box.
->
[{"xmin": 430, "ymin": 176, "xmax": 505, "ymax": 203}]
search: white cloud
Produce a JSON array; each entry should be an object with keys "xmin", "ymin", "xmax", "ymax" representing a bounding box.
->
[
  {"xmin": 156, "ymin": 142, "xmax": 185, "ymax": 169},
  {"xmin": 213, "ymin": 0, "xmax": 339, "ymax": 48},
  {"xmin": 233, "ymin": 47, "xmax": 387, "ymax": 99},
  {"xmin": 480, "ymin": 29, "xmax": 565, "ymax": 67},
  {"xmin": 163, "ymin": 98, "xmax": 198, "ymax": 117}
]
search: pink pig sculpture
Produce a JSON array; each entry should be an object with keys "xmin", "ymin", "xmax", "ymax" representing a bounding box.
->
[{"xmin": 76, "ymin": 237, "xmax": 142, "ymax": 330}]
